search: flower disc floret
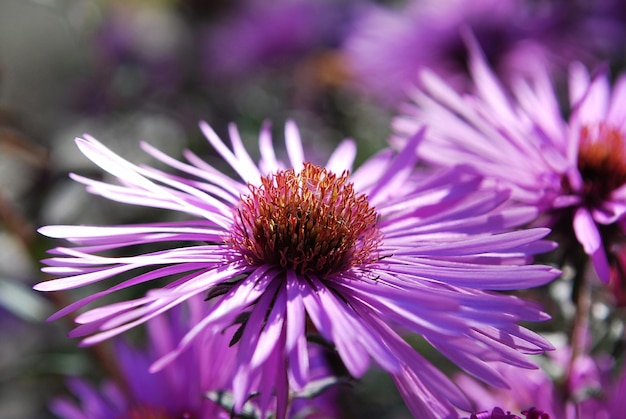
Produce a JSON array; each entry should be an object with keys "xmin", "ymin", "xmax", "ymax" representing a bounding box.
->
[
  {"xmin": 576, "ymin": 123, "xmax": 626, "ymax": 206},
  {"xmin": 228, "ymin": 162, "xmax": 381, "ymax": 277},
  {"xmin": 126, "ymin": 406, "xmax": 175, "ymax": 419}
]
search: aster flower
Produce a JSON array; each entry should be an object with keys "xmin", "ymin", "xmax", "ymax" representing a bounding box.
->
[
  {"xmin": 36, "ymin": 120, "xmax": 559, "ymax": 418},
  {"xmin": 202, "ymin": 0, "xmax": 346, "ymax": 78},
  {"xmin": 51, "ymin": 298, "xmax": 236, "ymax": 419},
  {"xmin": 456, "ymin": 343, "xmax": 626, "ymax": 419},
  {"xmin": 456, "ymin": 354, "xmax": 563, "ymax": 419},
  {"xmin": 393, "ymin": 37, "xmax": 626, "ymax": 282},
  {"xmin": 590, "ymin": 358, "xmax": 626, "ymax": 418},
  {"xmin": 342, "ymin": 0, "xmax": 607, "ymax": 105}
]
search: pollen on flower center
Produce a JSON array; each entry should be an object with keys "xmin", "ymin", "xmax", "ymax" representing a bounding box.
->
[
  {"xmin": 577, "ymin": 123, "xmax": 626, "ymax": 205},
  {"xmin": 228, "ymin": 162, "xmax": 381, "ymax": 276}
]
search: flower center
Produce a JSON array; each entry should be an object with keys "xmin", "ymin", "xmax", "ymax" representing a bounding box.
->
[
  {"xmin": 228, "ymin": 163, "xmax": 381, "ymax": 276},
  {"xmin": 126, "ymin": 406, "xmax": 194, "ymax": 419},
  {"xmin": 577, "ymin": 123, "xmax": 626, "ymax": 205}
]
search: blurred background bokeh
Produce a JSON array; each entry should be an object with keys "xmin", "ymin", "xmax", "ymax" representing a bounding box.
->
[{"xmin": 1, "ymin": 0, "xmax": 625, "ymax": 418}]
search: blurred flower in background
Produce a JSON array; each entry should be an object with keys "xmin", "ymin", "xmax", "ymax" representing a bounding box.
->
[
  {"xmin": 393, "ymin": 38, "xmax": 626, "ymax": 283},
  {"xmin": 51, "ymin": 299, "xmax": 236, "ymax": 419},
  {"xmin": 51, "ymin": 297, "xmax": 342, "ymax": 419},
  {"xmin": 343, "ymin": 0, "xmax": 626, "ymax": 105},
  {"xmin": 71, "ymin": 3, "xmax": 192, "ymax": 116},
  {"xmin": 388, "ymin": 6, "xmax": 626, "ymax": 419},
  {"xmin": 456, "ymin": 342, "xmax": 626, "ymax": 419},
  {"xmin": 201, "ymin": 0, "xmax": 348, "ymax": 79}
]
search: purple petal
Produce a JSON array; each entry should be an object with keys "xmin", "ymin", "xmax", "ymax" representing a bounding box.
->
[
  {"xmin": 573, "ymin": 207, "xmax": 610, "ymax": 282},
  {"xmin": 285, "ymin": 120, "xmax": 304, "ymax": 172}
]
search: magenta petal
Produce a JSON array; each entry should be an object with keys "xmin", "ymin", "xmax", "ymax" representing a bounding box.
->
[
  {"xmin": 34, "ymin": 264, "xmax": 137, "ymax": 291},
  {"xmin": 287, "ymin": 333, "xmax": 310, "ymax": 391},
  {"xmin": 231, "ymin": 285, "xmax": 278, "ymax": 411},
  {"xmin": 284, "ymin": 120, "xmax": 305, "ymax": 172},
  {"xmin": 302, "ymin": 280, "xmax": 370, "ymax": 378},
  {"xmin": 590, "ymin": 246, "xmax": 611, "ymax": 283},
  {"xmin": 250, "ymin": 287, "xmax": 286, "ymax": 368},
  {"xmin": 150, "ymin": 267, "xmax": 277, "ymax": 373},
  {"xmin": 284, "ymin": 271, "xmax": 305, "ymax": 352},
  {"xmin": 367, "ymin": 126, "xmax": 425, "ymax": 203},
  {"xmin": 325, "ymin": 139, "xmax": 357, "ymax": 174},
  {"xmin": 573, "ymin": 207, "xmax": 610, "ymax": 282}
]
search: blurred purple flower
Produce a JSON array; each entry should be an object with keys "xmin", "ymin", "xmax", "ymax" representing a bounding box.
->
[
  {"xmin": 202, "ymin": 0, "xmax": 348, "ymax": 78},
  {"xmin": 394, "ymin": 38, "xmax": 626, "ymax": 282},
  {"xmin": 342, "ymin": 0, "xmax": 621, "ymax": 105},
  {"xmin": 51, "ymin": 298, "xmax": 236, "ymax": 419},
  {"xmin": 456, "ymin": 345, "xmax": 625, "ymax": 419},
  {"xmin": 51, "ymin": 296, "xmax": 339, "ymax": 419},
  {"xmin": 592, "ymin": 359, "xmax": 626, "ymax": 417},
  {"xmin": 456, "ymin": 357, "xmax": 563, "ymax": 418},
  {"xmin": 73, "ymin": 6, "xmax": 189, "ymax": 114},
  {"xmin": 36, "ymin": 120, "xmax": 559, "ymax": 418}
]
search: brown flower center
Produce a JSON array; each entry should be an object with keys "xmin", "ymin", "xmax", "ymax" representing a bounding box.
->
[
  {"xmin": 576, "ymin": 123, "xmax": 626, "ymax": 205},
  {"xmin": 228, "ymin": 163, "xmax": 381, "ymax": 276},
  {"xmin": 125, "ymin": 406, "xmax": 194, "ymax": 419}
]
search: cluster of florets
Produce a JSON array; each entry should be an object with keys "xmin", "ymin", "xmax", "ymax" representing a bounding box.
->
[{"xmin": 228, "ymin": 162, "xmax": 381, "ymax": 276}]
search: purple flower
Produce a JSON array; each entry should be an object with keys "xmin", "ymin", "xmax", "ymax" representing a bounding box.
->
[
  {"xmin": 72, "ymin": 6, "xmax": 188, "ymax": 114},
  {"xmin": 562, "ymin": 349, "xmax": 626, "ymax": 419},
  {"xmin": 342, "ymin": 0, "xmax": 626, "ymax": 105},
  {"xmin": 50, "ymin": 298, "xmax": 236, "ymax": 419},
  {"xmin": 51, "ymin": 296, "xmax": 340, "ymax": 419},
  {"xmin": 456, "ymin": 344, "xmax": 625, "ymax": 419},
  {"xmin": 456, "ymin": 356, "xmax": 562, "ymax": 419},
  {"xmin": 393, "ymin": 38, "xmax": 626, "ymax": 282},
  {"xmin": 36, "ymin": 120, "xmax": 559, "ymax": 418},
  {"xmin": 202, "ymin": 0, "xmax": 346, "ymax": 78}
]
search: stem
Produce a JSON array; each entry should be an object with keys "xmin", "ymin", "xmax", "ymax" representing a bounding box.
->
[
  {"xmin": 570, "ymin": 273, "xmax": 591, "ymax": 365},
  {"xmin": 565, "ymin": 260, "xmax": 592, "ymax": 410}
]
